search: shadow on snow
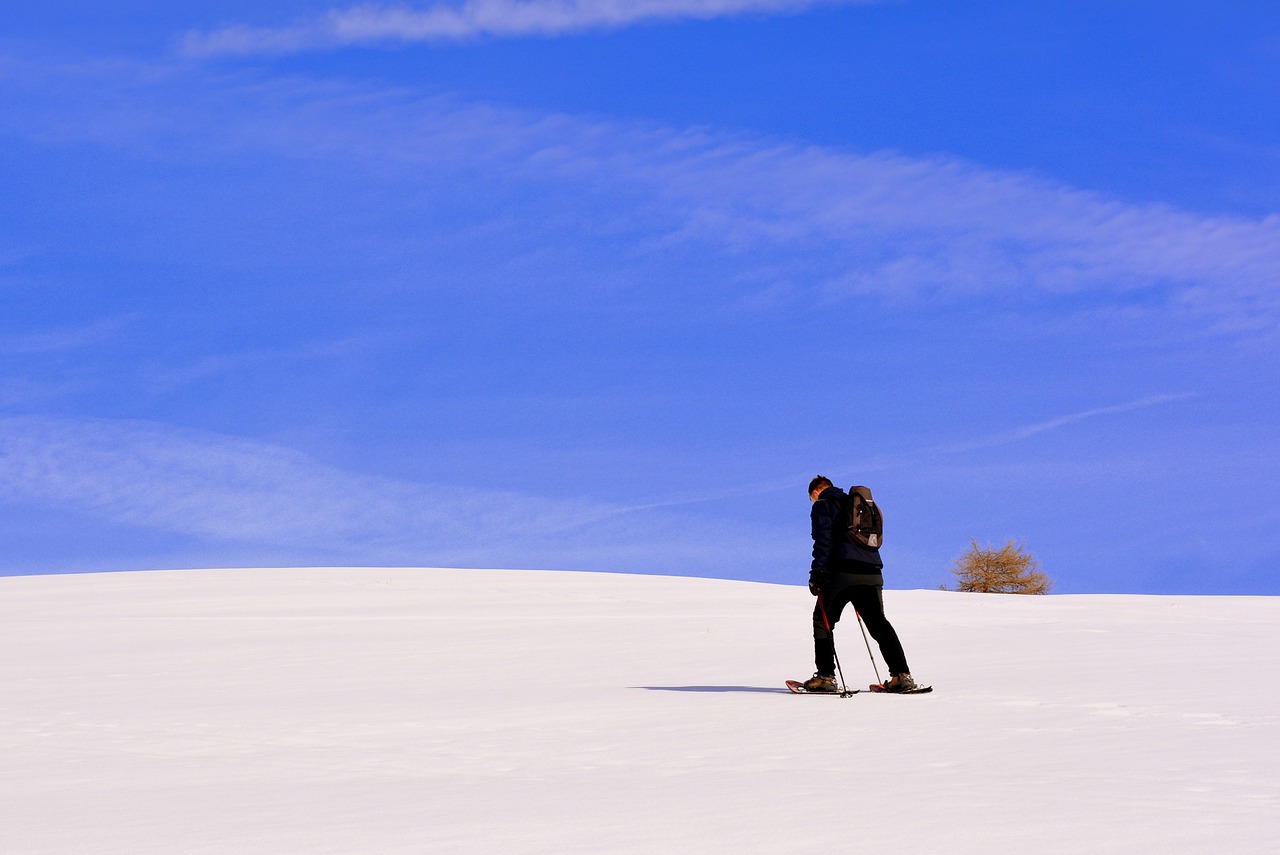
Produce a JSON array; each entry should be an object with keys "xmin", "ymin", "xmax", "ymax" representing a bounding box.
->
[{"xmin": 635, "ymin": 685, "xmax": 790, "ymax": 694}]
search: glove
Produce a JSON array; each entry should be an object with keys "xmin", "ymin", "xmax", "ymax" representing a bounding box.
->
[{"xmin": 808, "ymin": 571, "xmax": 828, "ymax": 596}]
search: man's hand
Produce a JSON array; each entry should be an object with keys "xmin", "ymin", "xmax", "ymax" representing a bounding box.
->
[{"xmin": 808, "ymin": 571, "xmax": 827, "ymax": 596}]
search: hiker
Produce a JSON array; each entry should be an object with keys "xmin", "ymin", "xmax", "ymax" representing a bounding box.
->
[{"xmin": 802, "ymin": 475, "xmax": 917, "ymax": 693}]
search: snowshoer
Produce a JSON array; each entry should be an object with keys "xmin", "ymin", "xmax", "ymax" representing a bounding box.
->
[{"xmin": 802, "ymin": 475, "xmax": 917, "ymax": 693}]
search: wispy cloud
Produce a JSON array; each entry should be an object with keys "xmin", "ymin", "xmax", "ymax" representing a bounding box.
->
[
  {"xmin": 0, "ymin": 416, "xmax": 601, "ymax": 549},
  {"xmin": 0, "ymin": 317, "xmax": 134, "ymax": 356},
  {"xmin": 0, "ymin": 416, "xmax": 784, "ymax": 573},
  {"xmin": 181, "ymin": 0, "xmax": 871, "ymax": 57},
  {"xmin": 5, "ymin": 60, "xmax": 1279, "ymax": 331},
  {"xmin": 627, "ymin": 394, "xmax": 1200, "ymax": 510},
  {"xmin": 933, "ymin": 394, "xmax": 1199, "ymax": 455}
]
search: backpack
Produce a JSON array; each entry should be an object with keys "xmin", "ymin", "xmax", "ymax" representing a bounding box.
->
[{"xmin": 845, "ymin": 486, "xmax": 883, "ymax": 549}]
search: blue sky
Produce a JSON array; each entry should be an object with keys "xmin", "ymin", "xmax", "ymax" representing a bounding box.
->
[{"xmin": 2, "ymin": 1, "xmax": 1278, "ymax": 593}]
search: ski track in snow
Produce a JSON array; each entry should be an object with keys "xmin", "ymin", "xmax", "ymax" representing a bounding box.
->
[{"xmin": 2, "ymin": 567, "xmax": 1278, "ymax": 853}]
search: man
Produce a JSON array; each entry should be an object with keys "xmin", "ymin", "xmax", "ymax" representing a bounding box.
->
[{"xmin": 802, "ymin": 475, "xmax": 917, "ymax": 693}]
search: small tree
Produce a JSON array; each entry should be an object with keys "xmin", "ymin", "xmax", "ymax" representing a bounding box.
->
[{"xmin": 945, "ymin": 539, "xmax": 1052, "ymax": 594}]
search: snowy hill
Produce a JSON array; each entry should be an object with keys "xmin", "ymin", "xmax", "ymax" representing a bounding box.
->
[{"xmin": 2, "ymin": 567, "xmax": 1277, "ymax": 853}]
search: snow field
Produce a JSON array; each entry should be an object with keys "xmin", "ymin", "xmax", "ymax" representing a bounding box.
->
[{"xmin": 1, "ymin": 567, "xmax": 1277, "ymax": 853}]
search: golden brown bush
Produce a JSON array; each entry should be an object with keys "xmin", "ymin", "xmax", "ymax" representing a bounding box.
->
[{"xmin": 946, "ymin": 539, "xmax": 1052, "ymax": 594}]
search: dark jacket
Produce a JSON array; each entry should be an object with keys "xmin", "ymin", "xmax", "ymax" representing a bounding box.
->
[{"xmin": 810, "ymin": 485, "xmax": 883, "ymax": 589}]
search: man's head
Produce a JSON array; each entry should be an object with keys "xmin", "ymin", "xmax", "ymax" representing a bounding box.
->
[{"xmin": 808, "ymin": 475, "xmax": 833, "ymax": 502}]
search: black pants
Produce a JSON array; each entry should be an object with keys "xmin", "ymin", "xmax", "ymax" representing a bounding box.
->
[{"xmin": 813, "ymin": 584, "xmax": 909, "ymax": 678}]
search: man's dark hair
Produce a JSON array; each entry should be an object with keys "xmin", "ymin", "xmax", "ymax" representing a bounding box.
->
[{"xmin": 808, "ymin": 475, "xmax": 833, "ymax": 494}]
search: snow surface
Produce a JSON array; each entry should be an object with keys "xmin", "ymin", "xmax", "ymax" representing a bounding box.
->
[{"xmin": 2, "ymin": 567, "xmax": 1277, "ymax": 853}]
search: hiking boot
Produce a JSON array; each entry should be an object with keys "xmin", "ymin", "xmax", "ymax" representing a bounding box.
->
[
  {"xmin": 802, "ymin": 673, "xmax": 838, "ymax": 693},
  {"xmin": 882, "ymin": 673, "xmax": 917, "ymax": 692}
]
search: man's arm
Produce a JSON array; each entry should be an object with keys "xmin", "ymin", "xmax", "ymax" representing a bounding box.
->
[{"xmin": 809, "ymin": 498, "xmax": 835, "ymax": 591}]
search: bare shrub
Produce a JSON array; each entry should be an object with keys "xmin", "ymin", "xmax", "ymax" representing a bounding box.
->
[{"xmin": 946, "ymin": 539, "xmax": 1052, "ymax": 594}]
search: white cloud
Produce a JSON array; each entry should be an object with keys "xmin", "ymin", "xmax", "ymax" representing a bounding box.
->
[
  {"xmin": 632, "ymin": 394, "xmax": 1204, "ymax": 509},
  {"xmin": 0, "ymin": 416, "xmax": 787, "ymax": 573},
  {"xmin": 181, "ymin": 0, "xmax": 871, "ymax": 56},
  {"xmin": 623, "ymin": 139, "xmax": 1280, "ymax": 317},
  {"xmin": 0, "ymin": 317, "xmax": 134, "ymax": 356},
  {"xmin": 0, "ymin": 416, "xmax": 602, "ymax": 549},
  {"xmin": 933, "ymin": 395, "xmax": 1199, "ymax": 456},
  {"xmin": 7, "ymin": 59, "xmax": 1280, "ymax": 330}
]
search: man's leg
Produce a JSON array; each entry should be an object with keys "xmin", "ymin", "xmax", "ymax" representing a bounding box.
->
[
  {"xmin": 811, "ymin": 590, "xmax": 850, "ymax": 676},
  {"xmin": 847, "ymin": 585, "xmax": 909, "ymax": 676}
]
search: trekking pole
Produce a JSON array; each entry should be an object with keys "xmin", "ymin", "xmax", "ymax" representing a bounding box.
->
[
  {"xmin": 854, "ymin": 610, "xmax": 883, "ymax": 687},
  {"xmin": 816, "ymin": 595, "xmax": 854, "ymax": 698}
]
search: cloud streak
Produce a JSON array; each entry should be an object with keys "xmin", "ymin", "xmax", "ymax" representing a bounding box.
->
[
  {"xmin": 0, "ymin": 416, "xmax": 789, "ymax": 574},
  {"xmin": 0, "ymin": 416, "xmax": 604, "ymax": 550},
  {"xmin": 181, "ymin": 0, "xmax": 871, "ymax": 57},
  {"xmin": 933, "ymin": 394, "xmax": 1199, "ymax": 455},
  {"xmin": 5, "ymin": 60, "xmax": 1279, "ymax": 331},
  {"xmin": 629, "ymin": 394, "xmax": 1200, "ymax": 510},
  {"xmin": 0, "ymin": 317, "xmax": 134, "ymax": 356}
]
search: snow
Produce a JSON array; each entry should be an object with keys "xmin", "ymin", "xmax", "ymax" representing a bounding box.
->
[{"xmin": 2, "ymin": 567, "xmax": 1277, "ymax": 853}]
